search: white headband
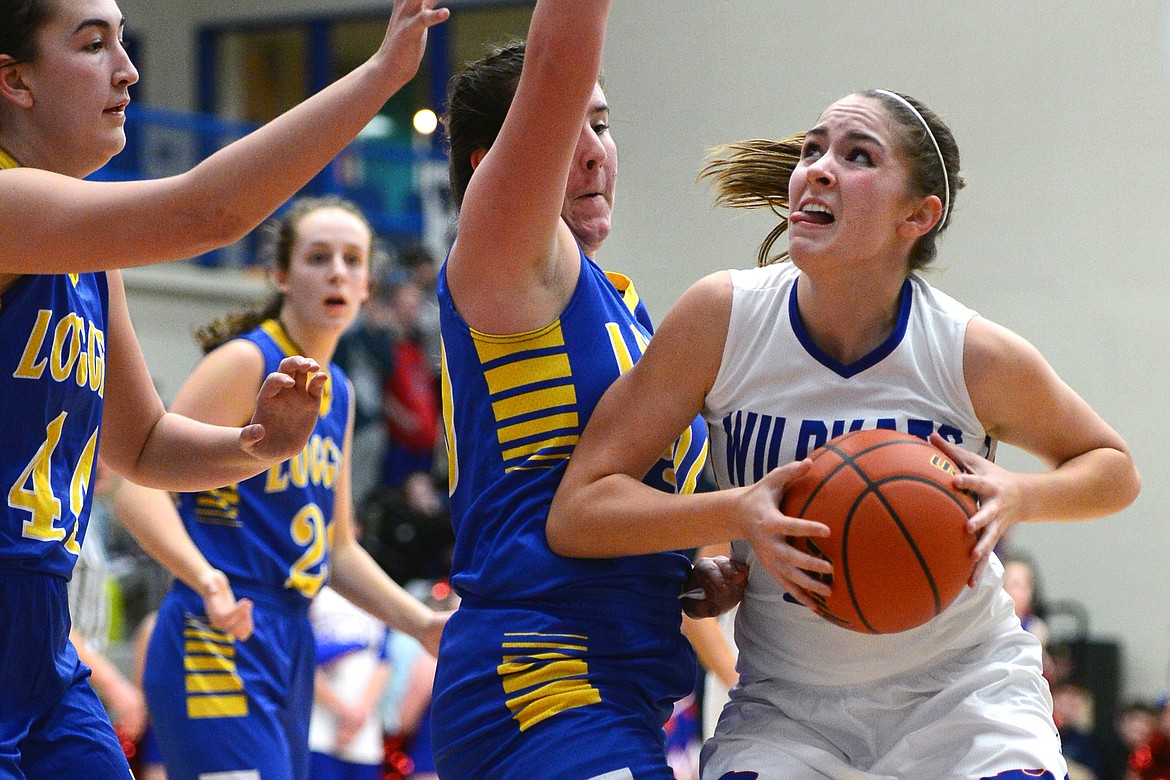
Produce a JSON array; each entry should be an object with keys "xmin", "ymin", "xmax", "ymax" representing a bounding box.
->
[{"xmin": 873, "ymin": 89, "xmax": 950, "ymax": 231}]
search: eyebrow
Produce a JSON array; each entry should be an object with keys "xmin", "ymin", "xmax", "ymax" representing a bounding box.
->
[
  {"xmin": 588, "ymin": 102, "xmax": 610, "ymax": 116},
  {"xmin": 805, "ymin": 127, "xmax": 884, "ymax": 148},
  {"xmin": 73, "ymin": 17, "xmax": 125, "ymax": 35}
]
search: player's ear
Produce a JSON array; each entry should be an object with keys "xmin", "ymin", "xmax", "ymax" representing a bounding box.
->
[
  {"xmin": 898, "ymin": 194, "xmax": 942, "ymax": 240},
  {"xmin": 0, "ymin": 56, "xmax": 35, "ymax": 109},
  {"xmin": 469, "ymin": 147, "xmax": 487, "ymax": 170}
]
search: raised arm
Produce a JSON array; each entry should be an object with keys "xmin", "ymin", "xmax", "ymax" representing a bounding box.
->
[
  {"xmin": 0, "ymin": 0, "xmax": 448, "ymax": 274},
  {"xmin": 936, "ymin": 316, "xmax": 1140, "ymax": 570},
  {"xmin": 444, "ymin": 0, "xmax": 612, "ymax": 333}
]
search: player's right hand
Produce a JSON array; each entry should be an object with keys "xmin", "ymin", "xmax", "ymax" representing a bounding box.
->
[{"xmin": 738, "ymin": 459, "xmax": 833, "ymax": 611}]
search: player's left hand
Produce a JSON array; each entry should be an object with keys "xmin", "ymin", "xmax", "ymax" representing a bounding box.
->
[
  {"xmin": 680, "ymin": 556, "xmax": 748, "ymax": 619},
  {"xmin": 240, "ymin": 355, "xmax": 327, "ymax": 463},
  {"xmin": 930, "ymin": 433, "xmax": 1026, "ymax": 585},
  {"xmin": 199, "ymin": 568, "xmax": 255, "ymax": 641}
]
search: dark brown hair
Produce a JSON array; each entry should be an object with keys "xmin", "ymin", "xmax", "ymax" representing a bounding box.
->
[
  {"xmin": 195, "ymin": 196, "xmax": 371, "ymax": 353},
  {"xmin": 441, "ymin": 41, "xmax": 525, "ymax": 210},
  {"xmin": 0, "ymin": 0, "xmax": 53, "ymax": 65},
  {"xmin": 699, "ymin": 91, "xmax": 964, "ymax": 270}
]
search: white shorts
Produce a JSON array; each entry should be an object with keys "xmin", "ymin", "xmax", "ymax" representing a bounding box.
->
[{"xmin": 700, "ymin": 629, "xmax": 1066, "ymax": 780}]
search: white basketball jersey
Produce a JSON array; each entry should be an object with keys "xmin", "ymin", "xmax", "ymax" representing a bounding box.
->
[{"xmin": 705, "ymin": 262, "xmax": 1019, "ymax": 687}]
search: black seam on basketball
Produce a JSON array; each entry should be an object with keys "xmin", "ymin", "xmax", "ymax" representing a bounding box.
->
[
  {"xmin": 798, "ymin": 435, "xmax": 935, "ymax": 518},
  {"xmin": 842, "ymin": 474, "xmax": 951, "ymax": 632}
]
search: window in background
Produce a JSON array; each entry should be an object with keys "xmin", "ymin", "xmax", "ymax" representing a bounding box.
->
[{"xmin": 189, "ymin": 2, "xmax": 535, "ymax": 261}]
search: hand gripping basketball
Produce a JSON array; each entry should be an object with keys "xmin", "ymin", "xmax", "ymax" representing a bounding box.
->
[{"xmin": 780, "ymin": 428, "xmax": 978, "ymax": 634}]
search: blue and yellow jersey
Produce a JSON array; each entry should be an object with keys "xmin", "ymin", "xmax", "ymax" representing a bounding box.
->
[
  {"xmin": 176, "ymin": 320, "xmax": 350, "ymax": 607},
  {"xmin": 438, "ymin": 248, "xmax": 708, "ymax": 605},
  {"xmin": 0, "ymin": 268, "xmax": 108, "ymax": 579}
]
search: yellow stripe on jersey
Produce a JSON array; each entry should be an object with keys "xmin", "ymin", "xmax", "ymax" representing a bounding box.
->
[
  {"xmin": 185, "ymin": 673, "xmax": 244, "ymax": 694},
  {"xmin": 187, "ymin": 695, "xmax": 248, "ymax": 719},
  {"xmin": 0, "ymin": 148, "xmax": 18, "ymax": 169},
  {"xmin": 194, "ymin": 486, "xmax": 241, "ymax": 526},
  {"xmin": 497, "ymin": 633, "xmax": 601, "ymax": 732},
  {"xmin": 440, "ymin": 337, "xmax": 458, "ymax": 494},
  {"xmin": 182, "ymin": 618, "xmax": 247, "ymax": 719},
  {"xmin": 185, "ymin": 639, "xmax": 236, "ymax": 657},
  {"xmin": 499, "ymin": 658, "xmax": 590, "ymax": 693},
  {"xmin": 501, "ymin": 435, "xmax": 579, "ymax": 464},
  {"xmin": 501, "ymin": 641, "xmax": 589, "ymax": 652},
  {"xmin": 605, "ymin": 323, "xmax": 634, "ymax": 373},
  {"xmin": 483, "ymin": 353, "xmax": 571, "ymax": 391},
  {"xmin": 505, "ymin": 678, "xmax": 601, "ymax": 732},
  {"xmin": 471, "ymin": 322, "xmax": 580, "ymax": 472},
  {"xmin": 184, "ymin": 656, "xmax": 237, "ymax": 673},
  {"xmin": 678, "ymin": 439, "xmax": 709, "ymax": 495},
  {"xmin": 491, "ymin": 385, "xmax": 576, "ymax": 421},
  {"xmin": 259, "ymin": 319, "xmax": 332, "ymax": 416}
]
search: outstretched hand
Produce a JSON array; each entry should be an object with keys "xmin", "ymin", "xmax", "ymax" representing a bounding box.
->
[
  {"xmin": 198, "ymin": 568, "xmax": 254, "ymax": 641},
  {"xmin": 240, "ymin": 355, "xmax": 327, "ymax": 464},
  {"xmin": 379, "ymin": 0, "xmax": 451, "ymax": 88},
  {"xmin": 680, "ymin": 556, "xmax": 748, "ymax": 619},
  {"xmin": 738, "ymin": 459, "xmax": 834, "ymax": 611},
  {"xmin": 930, "ymin": 433, "xmax": 1023, "ymax": 586}
]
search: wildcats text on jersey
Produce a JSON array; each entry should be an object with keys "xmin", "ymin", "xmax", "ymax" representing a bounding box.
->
[{"xmin": 721, "ymin": 411, "xmax": 967, "ymax": 487}]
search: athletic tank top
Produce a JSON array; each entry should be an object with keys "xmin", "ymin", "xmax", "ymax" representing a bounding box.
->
[
  {"xmin": 705, "ymin": 262, "xmax": 1017, "ymax": 686},
  {"xmin": 0, "ymin": 150, "xmax": 108, "ymax": 578},
  {"xmin": 176, "ymin": 320, "xmax": 350, "ymax": 608},
  {"xmin": 438, "ymin": 247, "xmax": 709, "ymax": 606}
]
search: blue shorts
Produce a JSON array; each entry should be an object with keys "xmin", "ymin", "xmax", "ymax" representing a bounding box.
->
[
  {"xmin": 309, "ymin": 751, "xmax": 383, "ymax": 780},
  {"xmin": 143, "ymin": 581, "xmax": 315, "ymax": 780},
  {"xmin": 431, "ymin": 596, "xmax": 697, "ymax": 780},
  {"xmin": 0, "ymin": 569, "xmax": 132, "ymax": 780}
]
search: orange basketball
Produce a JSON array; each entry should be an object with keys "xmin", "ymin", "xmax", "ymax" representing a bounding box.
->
[{"xmin": 780, "ymin": 428, "xmax": 978, "ymax": 634}]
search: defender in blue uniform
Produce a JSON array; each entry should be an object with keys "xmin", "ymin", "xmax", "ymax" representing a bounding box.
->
[
  {"xmin": 0, "ymin": 2, "xmax": 447, "ymax": 776},
  {"xmin": 144, "ymin": 319, "xmax": 351, "ymax": 780},
  {"xmin": 122, "ymin": 198, "xmax": 445, "ymax": 780},
  {"xmin": 431, "ymin": 5, "xmax": 725, "ymax": 777},
  {"xmin": 0, "ymin": 266, "xmax": 130, "ymax": 779},
  {"xmin": 433, "ymin": 251, "xmax": 709, "ymax": 779}
]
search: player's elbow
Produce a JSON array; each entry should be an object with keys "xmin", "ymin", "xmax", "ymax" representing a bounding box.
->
[
  {"xmin": 1117, "ymin": 459, "xmax": 1142, "ymax": 512},
  {"xmin": 545, "ymin": 498, "xmax": 587, "ymax": 558}
]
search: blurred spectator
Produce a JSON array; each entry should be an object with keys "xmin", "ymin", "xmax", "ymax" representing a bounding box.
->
[
  {"xmin": 334, "ymin": 272, "xmax": 399, "ymax": 509},
  {"xmin": 309, "ymin": 586, "xmax": 394, "ymax": 779},
  {"xmin": 396, "ymin": 241, "xmax": 442, "ymax": 379},
  {"xmin": 1113, "ymin": 701, "xmax": 1158, "ymax": 780},
  {"xmin": 360, "ymin": 483, "xmax": 454, "ymax": 588},
  {"xmin": 380, "ymin": 271, "xmax": 441, "ymax": 509},
  {"xmin": 665, "ymin": 689, "xmax": 701, "ymax": 779},
  {"xmin": 1128, "ymin": 699, "xmax": 1170, "ymax": 780},
  {"xmin": 68, "ymin": 461, "xmax": 148, "ymax": 752},
  {"xmin": 1053, "ymin": 682, "xmax": 1104, "ymax": 780},
  {"xmin": 1002, "ymin": 553, "xmax": 1052, "ymax": 675},
  {"xmin": 129, "ymin": 612, "xmax": 167, "ymax": 780},
  {"xmin": 382, "ymin": 580, "xmax": 459, "ymax": 780}
]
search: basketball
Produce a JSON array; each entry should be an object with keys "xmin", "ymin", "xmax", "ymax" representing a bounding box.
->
[{"xmin": 780, "ymin": 428, "xmax": 979, "ymax": 634}]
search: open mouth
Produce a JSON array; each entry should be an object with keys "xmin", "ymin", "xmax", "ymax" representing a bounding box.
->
[{"xmin": 792, "ymin": 203, "xmax": 835, "ymax": 225}]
